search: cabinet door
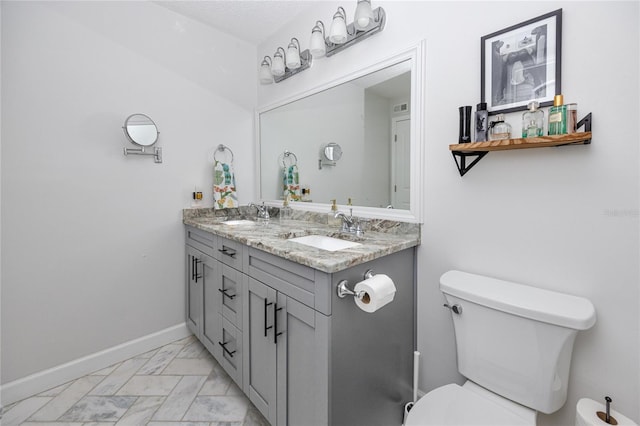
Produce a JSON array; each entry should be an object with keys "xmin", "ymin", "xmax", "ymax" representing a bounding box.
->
[
  {"xmin": 243, "ymin": 277, "xmax": 277, "ymax": 426},
  {"xmin": 277, "ymin": 295, "xmax": 329, "ymax": 426},
  {"xmin": 186, "ymin": 246, "xmax": 204, "ymax": 337},
  {"xmin": 200, "ymin": 254, "xmax": 219, "ymax": 355}
]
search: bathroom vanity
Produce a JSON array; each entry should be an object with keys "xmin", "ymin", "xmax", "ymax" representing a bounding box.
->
[{"xmin": 184, "ymin": 210, "xmax": 419, "ymax": 426}]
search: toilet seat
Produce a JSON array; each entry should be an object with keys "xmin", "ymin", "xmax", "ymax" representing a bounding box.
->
[{"xmin": 405, "ymin": 382, "xmax": 536, "ymax": 426}]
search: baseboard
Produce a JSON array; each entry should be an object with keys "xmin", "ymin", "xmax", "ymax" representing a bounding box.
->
[{"xmin": 1, "ymin": 323, "xmax": 191, "ymax": 406}]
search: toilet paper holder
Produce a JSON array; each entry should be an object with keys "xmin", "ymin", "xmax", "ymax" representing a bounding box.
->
[{"xmin": 337, "ymin": 270, "xmax": 375, "ymax": 300}]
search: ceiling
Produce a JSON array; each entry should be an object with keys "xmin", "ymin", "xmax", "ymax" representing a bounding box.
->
[{"xmin": 155, "ymin": 1, "xmax": 322, "ymax": 45}]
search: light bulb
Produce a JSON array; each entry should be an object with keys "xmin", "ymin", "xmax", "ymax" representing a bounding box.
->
[
  {"xmin": 259, "ymin": 57, "xmax": 273, "ymax": 84},
  {"xmin": 271, "ymin": 48, "xmax": 285, "ymax": 77},
  {"xmin": 354, "ymin": 0, "xmax": 374, "ymax": 30},
  {"xmin": 286, "ymin": 38, "xmax": 301, "ymax": 69},
  {"xmin": 329, "ymin": 7, "xmax": 348, "ymax": 44},
  {"xmin": 309, "ymin": 21, "xmax": 326, "ymax": 58}
]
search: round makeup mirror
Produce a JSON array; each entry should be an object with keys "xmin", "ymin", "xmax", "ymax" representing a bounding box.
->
[
  {"xmin": 123, "ymin": 113, "xmax": 159, "ymax": 147},
  {"xmin": 323, "ymin": 142, "xmax": 343, "ymax": 162}
]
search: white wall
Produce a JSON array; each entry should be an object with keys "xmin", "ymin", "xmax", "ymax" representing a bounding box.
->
[
  {"xmin": 258, "ymin": 2, "xmax": 640, "ymax": 425},
  {"xmin": 1, "ymin": 1, "xmax": 256, "ymax": 385}
]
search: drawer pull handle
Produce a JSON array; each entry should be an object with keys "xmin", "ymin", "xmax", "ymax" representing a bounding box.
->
[
  {"xmin": 264, "ymin": 299, "xmax": 273, "ymax": 337},
  {"xmin": 274, "ymin": 303, "xmax": 284, "ymax": 345},
  {"xmin": 193, "ymin": 258, "xmax": 202, "ymax": 283},
  {"xmin": 218, "ymin": 341, "xmax": 236, "ymax": 358},
  {"xmin": 218, "ymin": 247, "xmax": 237, "ymax": 258},
  {"xmin": 218, "ymin": 288, "xmax": 236, "ymax": 300}
]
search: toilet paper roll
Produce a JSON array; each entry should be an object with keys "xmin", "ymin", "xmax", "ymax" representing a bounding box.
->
[
  {"xmin": 576, "ymin": 398, "xmax": 638, "ymax": 426},
  {"xmin": 353, "ymin": 274, "xmax": 396, "ymax": 313}
]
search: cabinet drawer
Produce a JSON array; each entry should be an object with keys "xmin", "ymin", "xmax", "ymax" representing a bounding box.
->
[
  {"xmin": 215, "ymin": 236, "xmax": 244, "ymax": 270},
  {"xmin": 186, "ymin": 226, "xmax": 216, "ymax": 257},
  {"xmin": 217, "ymin": 317, "xmax": 243, "ymax": 388},
  {"xmin": 218, "ymin": 263, "xmax": 244, "ymax": 329},
  {"xmin": 247, "ymin": 248, "xmax": 316, "ymax": 310}
]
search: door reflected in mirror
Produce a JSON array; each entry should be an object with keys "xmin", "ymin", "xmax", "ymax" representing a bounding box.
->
[{"xmin": 260, "ymin": 60, "xmax": 411, "ymax": 210}]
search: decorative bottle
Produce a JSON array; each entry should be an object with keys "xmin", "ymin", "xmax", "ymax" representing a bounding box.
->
[
  {"xmin": 566, "ymin": 103, "xmax": 578, "ymax": 134},
  {"xmin": 280, "ymin": 195, "xmax": 293, "ymax": 222},
  {"xmin": 489, "ymin": 114, "xmax": 512, "ymax": 140},
  {"xmin": 475, "ymin": 102, "xmax": 489, "ymax": 142},
  {"xmin": 328, "ymin": 199, "xmax": 341, "ymax": 227},
  {"xmin": 522, "ymin": 101, "xmax": 544, "ymax": 138},
  {"xmin": 548, "ymin": 94, "xmax": 567, "ymax": 135},
  {"xmin": 458, "ymin": 106, "xmax": 472, "ymax": 143}
]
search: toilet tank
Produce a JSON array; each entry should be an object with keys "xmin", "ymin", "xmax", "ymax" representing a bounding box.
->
[{"xmin": 440, "ymin": 270, "xmax": 596, "ymax": 414}]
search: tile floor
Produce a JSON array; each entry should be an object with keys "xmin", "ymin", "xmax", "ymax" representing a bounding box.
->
[{"xmin": 1, "ymin": 335, "xmax": 269, "ymax": 426}]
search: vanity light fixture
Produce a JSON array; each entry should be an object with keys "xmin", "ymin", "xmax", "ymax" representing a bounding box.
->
[
  {"xmin": 308, "ymin": 1, "xmax": 386, "ymax": 59},
  {"xmin": 259, "ymin": 45, "xmax": 312, "ymax": 84},
  {"xmin": 258, "ymin": 0, "xmax": 385, "ymax": 84},
  {"xmin": 324, "ymin": 2, "xmax": 386, "ymax": 57},
  {"xmin": 259, "ymin": 56, "xmax": 273, "ymax": 84}
]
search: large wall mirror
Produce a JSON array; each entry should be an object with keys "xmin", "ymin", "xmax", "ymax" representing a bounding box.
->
[{"xmin": 257, "ymin": 42, "xmax": 425, "ymax": 222}]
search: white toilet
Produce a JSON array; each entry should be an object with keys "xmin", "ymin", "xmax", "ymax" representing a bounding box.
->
[{"xmin": 406, "ymin": 270, "xmax": 596, "ymax": 426}]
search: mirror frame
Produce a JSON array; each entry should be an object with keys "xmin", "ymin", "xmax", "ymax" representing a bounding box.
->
[
  {"xmin": 123, "ymin": 113, "xmax": 159, "ymax": 147},
  {"xmin": 255, "ymin": 40, "xmax": 425, "ymax": 223}
]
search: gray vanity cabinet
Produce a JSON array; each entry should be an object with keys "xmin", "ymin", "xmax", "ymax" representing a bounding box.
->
[{"xmin": 186, "ymin": 225, "xmax": 415, "ymax": 426}]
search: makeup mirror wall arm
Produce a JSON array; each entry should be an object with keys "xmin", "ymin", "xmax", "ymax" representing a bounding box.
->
[{"xmin": 123, "ymin": 146, "xmax": 163, "ymax": 163}]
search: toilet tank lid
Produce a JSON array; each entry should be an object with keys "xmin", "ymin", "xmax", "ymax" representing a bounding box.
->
[{"xmin": 440, "ymin": 270, "xmax": 596, "ymax": 330}]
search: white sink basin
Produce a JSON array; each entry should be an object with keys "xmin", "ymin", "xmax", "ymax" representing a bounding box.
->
[
  {"xmin": 289, "ymin": 235, "xmax": 362, "ymax": 252},
  {"xmin": 223, "ymin": 220, "xmax": 256, "ymax": 226}
]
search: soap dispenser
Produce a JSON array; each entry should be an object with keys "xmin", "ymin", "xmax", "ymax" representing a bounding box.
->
[
  {"xmin": 328, "ymin": 199, "xmax": 341, "ymax": 227},
  {"xmin": 280, "ymin": 195, "xmax": 293, "ymax": 222}
]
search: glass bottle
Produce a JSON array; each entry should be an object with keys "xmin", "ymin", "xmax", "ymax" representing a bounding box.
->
[
  {"xmin": 475, "ymin": 102, "xmax": 489, "ymax": 142},
  {"xmin": 458, "ymin": 106, "xmax": 472, "ymax": 143},
  {"xmin": 489, "ymin": 114, "xmax": 512, "ymax": 140},
  {"xmin": 548, "ymin": 94, "xmax": 567, "ymax": 135},
  {"xmin": 328, "ymin": 199, "xmax": 341, "ymax": 227},
  {"xmin": 280, "ymin": 195, "xmax": 293, "ymax": 222},
  {"xmin": 522, "ymin": 101, "xmax": 544, "ymax": 138},
  {"xmin": 566, "ymin": 103, "xmax": 578, "ymax": 134}
]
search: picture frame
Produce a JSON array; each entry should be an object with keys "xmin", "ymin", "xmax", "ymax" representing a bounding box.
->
[{"xmin": 481, "ymin": 9, "xmax": 562, "ymax": 115}]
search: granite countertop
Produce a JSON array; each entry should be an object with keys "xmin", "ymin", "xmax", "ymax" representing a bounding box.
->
[{"xmin": 183, "ymin": 208, "xmax": 420, "ymax": 273}]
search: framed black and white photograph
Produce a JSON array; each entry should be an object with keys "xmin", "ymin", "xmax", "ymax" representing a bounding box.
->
[{"xmin": 481, "ymin": 9, "xmax": 562, "ymax": 115}]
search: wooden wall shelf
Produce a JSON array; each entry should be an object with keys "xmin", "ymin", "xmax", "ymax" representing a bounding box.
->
[
  {"xmin": 449, "ymin": 132, "xmax": 592, "ymax": 152},
  {"xmin": 450, "ymin": 113, "xmax": 592, "ymax": 176}
]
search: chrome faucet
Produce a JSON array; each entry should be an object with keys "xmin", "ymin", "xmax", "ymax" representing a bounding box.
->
[
  {"xmin": 334, "ymin": 210, "xmax": 364, "ymax": 236},
  {"xmin": 249, "ymin": 202, "xmax": 270, "ymax": 222}
]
